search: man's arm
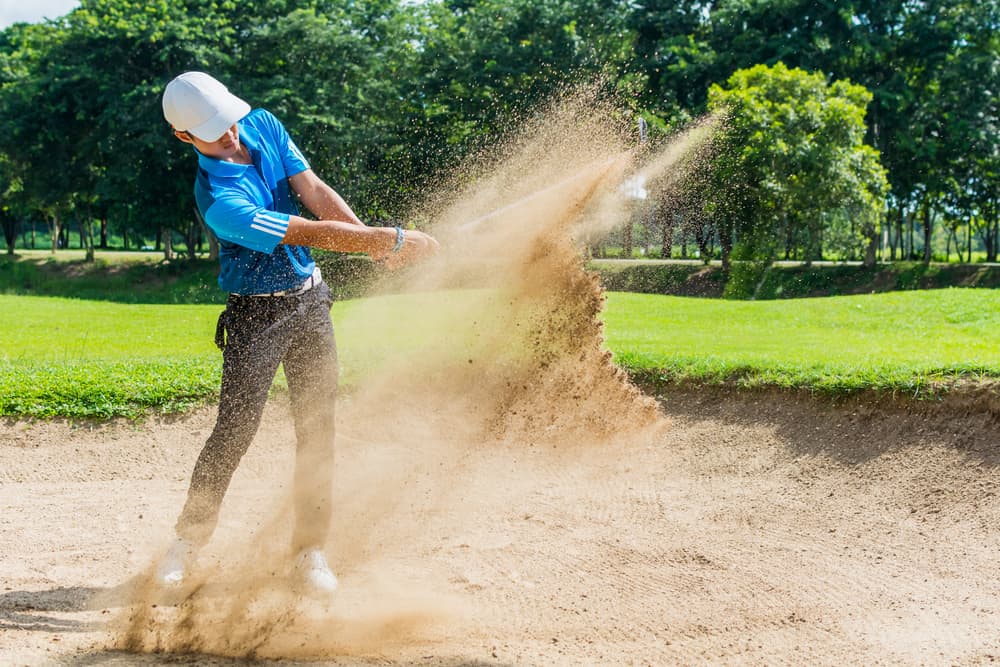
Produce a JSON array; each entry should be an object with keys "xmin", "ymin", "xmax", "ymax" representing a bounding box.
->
[
  {"xmin": 282, "ymin": 215, "xmax": 439, "ymax": 268},
  {"xmin": 288, "ymin": 169, "xmax": 364, "ymax": 226},
  {"xmin": 282, "ymin": 215, "xmax": 397, "ymax": 256},
  {"xmin": 284, "ymin": 168, "xmax": 439, "ymax": 267}
]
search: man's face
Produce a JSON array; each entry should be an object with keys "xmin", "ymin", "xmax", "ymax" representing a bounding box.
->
[{"xmin": 173, "ymin": 124, "xmax": 242, "ymax": 161}]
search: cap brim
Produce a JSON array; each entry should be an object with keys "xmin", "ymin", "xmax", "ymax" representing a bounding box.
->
[{"xmin": 187, "ymin": 98, "xmax": 251, "ymax": 141}]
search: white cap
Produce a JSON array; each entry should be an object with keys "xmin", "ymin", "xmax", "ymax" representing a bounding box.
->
[{"xmin": 162, "ymin": 72, "xmax": 251, "ymax": 141}]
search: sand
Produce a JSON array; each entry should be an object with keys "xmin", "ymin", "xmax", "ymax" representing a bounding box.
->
[{"xmin": 3, "ymin": 390, "xmax": 1000, "ymax": 665}]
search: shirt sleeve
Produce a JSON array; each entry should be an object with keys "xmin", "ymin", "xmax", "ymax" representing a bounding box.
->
[
  {"xmin": 260, "ymin": 109, "xmax": 310, "ymax": 178},
  {"xmin": 204, "ymin": 194, "xmax": 291, "ymax": 254}
]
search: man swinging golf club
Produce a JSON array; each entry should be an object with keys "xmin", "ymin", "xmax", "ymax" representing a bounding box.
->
[{"xmin": 157, "ymin": 71, "xmax": 438, "ymax": 597}]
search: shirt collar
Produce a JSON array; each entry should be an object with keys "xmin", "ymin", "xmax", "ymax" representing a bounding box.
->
[{"xmin": 195, "ymin": 119, "xmax": 261, "ymax": 178}]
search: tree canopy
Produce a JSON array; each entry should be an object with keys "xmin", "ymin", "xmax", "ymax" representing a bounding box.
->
[
  {"xmin": 702, "ymin": 63, "xmax": 888, "ymax": 293},
  {"xmin": 0, "ymin": 0, "xmax": 995, "ymax": 266}
]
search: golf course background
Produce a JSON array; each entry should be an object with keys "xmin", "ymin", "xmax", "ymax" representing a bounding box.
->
[{"xmin": 4, "ymin": 253, "xmax": 999, "ymax": 419}]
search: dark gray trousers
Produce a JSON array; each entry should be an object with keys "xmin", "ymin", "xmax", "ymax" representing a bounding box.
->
[{"xmin": 175, "ymin": 282, "xmax": 338, "ymax": 552}]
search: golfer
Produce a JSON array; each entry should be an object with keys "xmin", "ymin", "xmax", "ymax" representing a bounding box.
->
[{"xmin": 156, "ymin": 71, "xmax": 437, "ymax": 597}]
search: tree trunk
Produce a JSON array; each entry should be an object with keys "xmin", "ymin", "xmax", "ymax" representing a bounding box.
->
[
  {"xmin": 718, "ymin": 221, "xmax": 733, "ymax": 270},
  {"xmin": 185, "ymin": 220, "xmax": 198, "ymax": 260},
  {"xmin": 100, "ymin": 218, "xmax": 108, "ymax": 249},
  {"xmin": 660, "ymin": 214, "xmax": 673, "ymax": 259},
  {"xmin": 622, "ymin": 221, "xmax": 633, "ymax": 259},
  {"xmin": 48, "ymin": 215, "xmax": 60, "ymax": 254},
  {"xmin": 193, "ymin": 206, "xmax": 219, "ymax": 261},
  {"xmin": 84, "ymin": 217, "xmax": 95, "ymax": 263},
  {"xmin": 2, "ymin": 220, "xmax": 15, "ymax": 256},
  {"xmin": 783, "ymin": 221, "xmax": 793, "ymax": 260},
  {"xmin": 893, "ymin": 204, "xmax": 906, "ymax": 261},
  {"xmin": 162, "ymin": 228, "xmax": 174, "ymax": 261},
  {"xmin": 863, "ymin": 226, "xmax": 878, "ymax": 267},
  {"xmin": 694, "ymin": 224, "xmax": 709, "ymax": 263},
  {"xmin": 921, "ymin": 204, "xmax": 933, "ymax": 265},
  {"xmin": 906, "ymin": 210, "xmax": 913, "ymax": 259},
  {"xmin": 992, "ymin": 217, "xmax": 999, "ymax": 263},
  {"xmin": 989, "ymin": 199, "xmax": 999, "ymax": 263},
  {"xmin": 983, "ymin": 217, "xmax": 998, "ymax": 263}
]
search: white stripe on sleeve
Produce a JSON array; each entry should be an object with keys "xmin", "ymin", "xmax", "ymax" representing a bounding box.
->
[
  {"xmin": 254, "ymin": 211, "xmax": 289, "ymax": 226},
  {"xmin": 250, "ymin": 224, "xmax": 287, "ymax": 238},
  {"xmin": 252, "ymin": 213, "xmax": 289, "ymax": 233}
]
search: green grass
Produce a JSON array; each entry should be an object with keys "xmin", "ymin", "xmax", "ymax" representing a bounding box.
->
[
  {"xmin": 4, "ymin": 288, "xmax": 999, "ymax": 418},
  {"xmin": 0, "ymin": 254, "xmax": 225, "ymax": 304},
  {"xmin": 2, "ymin": 296, "xmax": 222, "ymax": 417},
  {"xmin": 603, "ymin": 289, "xmax": 1000, "ymax": 395},
  {"xmin": 12, "ymin": 249, "xmax": 169, "ymax": 263}
]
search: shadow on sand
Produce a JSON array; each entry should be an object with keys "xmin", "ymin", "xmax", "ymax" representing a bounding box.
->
[{"xmin": 654, "ymin": 384, "xmax": 1000, "ymax": 466}]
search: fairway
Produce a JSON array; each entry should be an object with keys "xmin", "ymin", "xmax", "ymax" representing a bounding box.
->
[
  {"xmin": 603, "ymin": 288, "xmax": 1000, "ymax": 392},
  {"xmin": 5, "ymin": 295, "xmax": 219, "ymax": 359},
  {"xmin": 3, "ymin": 288, "xmax": 999, "ymax": 417}
]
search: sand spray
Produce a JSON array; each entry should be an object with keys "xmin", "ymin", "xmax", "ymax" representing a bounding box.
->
[{"xmin": 113, "ymin": 87, "xmax": 715, "ymax": 659}]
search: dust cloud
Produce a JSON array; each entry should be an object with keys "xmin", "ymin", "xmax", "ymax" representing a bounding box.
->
[{"xmin": 113, "ymin": 88, "xmax": 714, "ymax": 660}]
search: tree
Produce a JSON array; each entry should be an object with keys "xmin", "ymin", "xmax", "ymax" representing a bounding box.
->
[
  {"xmin": 407, "ymin": 0, "xmax": 635, "ymax": 175},
  {"xmin": 630, "ymin": 0, "xmax": 1000, "ymax": 265},
  {"xmin": 231, "ymin": 1, "xmax": 425, "ymax": 219},
  {"xmin": 699, "ymin": 63, "xmax": 887, "ymax": 294}
]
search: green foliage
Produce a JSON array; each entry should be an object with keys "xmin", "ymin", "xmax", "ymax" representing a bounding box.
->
[
  {"xmin": 590, "ymin": 260, "xmax": 1000, "ymax": 300},
  {"xmin": 0, "ymin": 251, "xmax": 384, "ymax": 303},
  {"xmin": 590, "ymin": 261, "xmax": 726, "ymax": 296},
  {"xmin": 0, "ymin": 0, "xmax": 997, "ymax": 267},
  {"xmin": 720, "ymin": 260, "xmax": 772, "ymax": 300},
  {"xmin": 631, "ymin": 0, "xmax": 1000, "ymax": 264},
  {"xmin": 703, "ymin": 63, "xmax": 888, "ymax": 272},
  {"xmin": 232, "ymin": 1, "xmax": 429, "ymax": 216}
]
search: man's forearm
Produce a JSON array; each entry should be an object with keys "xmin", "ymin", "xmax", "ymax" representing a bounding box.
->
[{"xmin": 282, "ymin": 216, "xmax": 396, "ymax": 254}]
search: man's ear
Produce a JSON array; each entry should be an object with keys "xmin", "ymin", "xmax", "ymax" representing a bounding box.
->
[{"xmin": 173, "ymin": 129, "xmax": 195, "ymax": 144}]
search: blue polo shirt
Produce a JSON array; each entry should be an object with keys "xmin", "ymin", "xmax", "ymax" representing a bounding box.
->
[{"xmin": 193, "ymin": 108, "xmax": 316, "ymax": 295}]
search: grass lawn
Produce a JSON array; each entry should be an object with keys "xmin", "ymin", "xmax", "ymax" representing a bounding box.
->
[
  {"xmin": 603, "ymin": 289, "xmax": 1000, "ymax": 394},
  {"xmin": 3, "ymin": 288, "xmax": 999, "ymax": 418},
  {"xmin": 12, "ymin": 249, "xmax": 167, "ymax": 263},
  {"xmin": 2, "ymin": 297, "xmax": 222, "ymax": 417}
]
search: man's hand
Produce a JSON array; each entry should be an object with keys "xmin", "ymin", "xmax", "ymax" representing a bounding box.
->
[{"xmin": 374, "ymin": 229, "xmax": 440, "ymax": 269}]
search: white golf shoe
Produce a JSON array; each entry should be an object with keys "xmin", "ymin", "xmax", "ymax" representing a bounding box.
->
[
  {"xmin": 293, "ymin": 548, "xmax": 339, "ymax": 598},
  {"xmin": 155, "ymin": 537, "xmax": 196, "ymax": 587}
]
